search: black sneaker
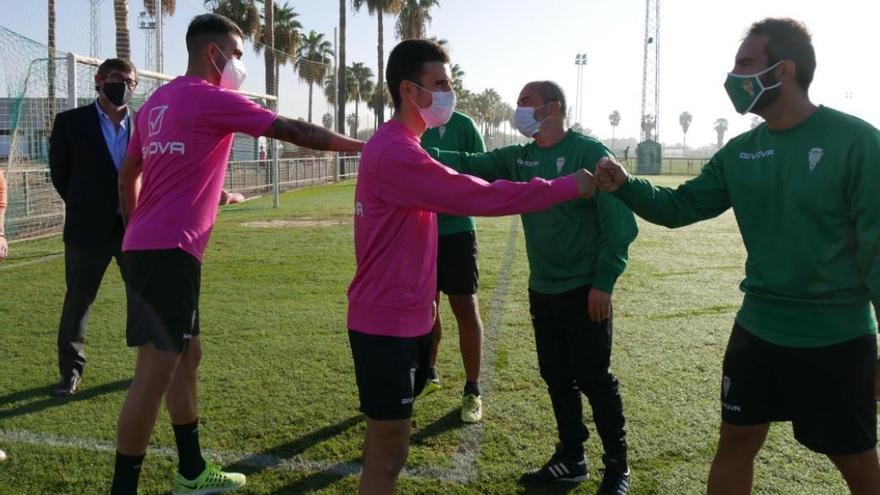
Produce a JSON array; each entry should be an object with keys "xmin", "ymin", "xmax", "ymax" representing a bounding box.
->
[
  {"xmin": 521, "ymin": 451, "xmax": 588, "ymax": 483},
  {"xmin": 596, "ymin": 466, "xmax": 630, "ymax": 495}
]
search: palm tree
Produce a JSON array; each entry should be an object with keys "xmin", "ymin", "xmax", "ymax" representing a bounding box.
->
[
  {"xmin": 714, "ymin": 118, "xmax": 728, "ymax": 148},
  {"xmin": 323, "ymin": 76, "xmax": 337, "ymax": 106},
  {"xmin": 337, "ymin": 0, "xmax": 347, "ymax": 135},
  {"xmin": 351, "ymin": 0, "xmax": 402, "ymax": 125},
  {"xmin": 144, "ymin": 0, "xmax": 176, "ymax": 16},
  {"xmin": 450, "ymin": 63, "xmax": 465, "ymax": 94},
  {"xmin": 476, "ymin": 88, "xmax": 501, "ymax": 137},
  {"xmin": 271, "ymin": 4, "xmax": 302, "ymax": 85},
  {"xmin": 203, "ymin": 0, "xmax": 261, "ymax": 39},
  {"xmin": 396, "ymin": 0, "xmax": 439, "ymax": 40},
  {"xmin": 366, "ymin": 86, "xmax": 392, "ymax": 129},
  {"xmin": 679, "ymin": 111, "xmax": 692, "ymax": 153},
  {"xmin": 322, "ymin": 112, "xmax": 334, "ymax": 129},
  {"xmin": 457, "ymin": 88, "xmax": 478, "ymax": 119},
  {"xmin": 346, "ymin": 63, "xmax": 375, "ymax": 137},
  {"xmin": 608, "ymin": 110, "xmax": 621, "ymax": 149},
  {"xmin": 296, "ymin": 30, "xmax": 334, "ymax": 123},
  {"xmin": 346, "ymin": 113, "xmax": 359, "ymax": 138},
  {"xmin": 114, "ymin": 0, "xmax": 131, "ymax": 60}
]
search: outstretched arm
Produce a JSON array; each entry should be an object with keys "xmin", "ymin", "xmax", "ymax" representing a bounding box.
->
[
  {"xmin": 262, "ymin": 116, "xmax": 363, "ymax": 153},
  {"xmin": 596, "ymin": 156, "xmax": 731, "ymax": 228}
]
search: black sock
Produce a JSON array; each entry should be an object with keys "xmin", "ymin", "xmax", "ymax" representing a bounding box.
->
[
  {"xmin": 428, "ymin": 367, "xmax": 439, "ymax": 380},
  {"xmin": 173, "ymin": 419, "xmax": 206, "ymax": 480},
  {"xmin": 111, "ymin": 451, "xmax": 145, "ymax": 495},
  {"xmin": 463, "ymin": 381, "xmax": 480, "ymax": 397}
]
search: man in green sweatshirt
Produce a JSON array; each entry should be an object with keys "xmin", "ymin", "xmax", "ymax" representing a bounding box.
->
[
  {"xmin": 596, "ymin": 18, "xmax": 880, "ymax": 494},
  {"xmin": 428, "ymin": 81, "xmax": 637, "ymax": 494},
  {"xmin": 420, "ymin": 110, "xmax": 487, "ymax": 424}
]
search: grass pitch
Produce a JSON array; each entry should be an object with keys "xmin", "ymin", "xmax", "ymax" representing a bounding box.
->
[{"xmin": 0, "ymin": 177, "xmax": 851, "ymax": 494}]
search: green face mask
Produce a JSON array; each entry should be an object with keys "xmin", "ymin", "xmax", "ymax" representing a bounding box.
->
[{"xmin": 723, "ymin": 61, "xmax": 782, "ymax": 114}]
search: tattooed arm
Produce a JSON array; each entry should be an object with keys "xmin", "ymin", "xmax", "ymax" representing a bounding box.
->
[{"xmin": 262, "ymin": 116, "xmax": 364, "ymax": 152}]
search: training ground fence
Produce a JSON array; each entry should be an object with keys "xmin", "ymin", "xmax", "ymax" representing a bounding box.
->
[{"xmin": 1, "ymin": 21, "xmax": 355, "ymax": 242}]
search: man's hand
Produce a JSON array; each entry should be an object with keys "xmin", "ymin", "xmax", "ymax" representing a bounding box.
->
[
  {"xmin": 219, "ymin": 189, "xmax": 246, "ymax": 206},
  {"xmin": 0, "ymin": 237, "xmax": 7, "ymax": 261},
  {"xmin": 588, "ymin": 288, "xmax": 612, "ymax": 322},
  {"xmin": 570, "ymin": 168, "xmax": 597, "ymax": 199},
  {"xmin": 595, "ymin": 157, "xmax": 629, "ymax": 192}
]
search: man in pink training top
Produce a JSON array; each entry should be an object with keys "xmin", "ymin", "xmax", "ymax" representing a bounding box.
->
[
  {"xmin": 112, "ymin": 14, "xmax": 363, "ymax": 495},
  {"xmin": 347, "ymin": 39, "xmax": 597, "ymax": 495}
]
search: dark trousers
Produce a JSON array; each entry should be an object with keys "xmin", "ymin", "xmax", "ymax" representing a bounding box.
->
[
  {"xmin": 57, "ymin": 219, "xmax": 126, "ymax": 380},
  {"xmin": 529, "ymin": 285, "xmax": 628, "ymax": 465}
]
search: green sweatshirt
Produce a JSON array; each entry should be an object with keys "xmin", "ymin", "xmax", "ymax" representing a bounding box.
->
[
  {"xmin": 429, "ymin": 130, "xmax": 638, "ymax": 294},
  {"xmin": 421, "ymin": 111, "xmax": 486, "ymax": 236},
  {"xmin": 615, "ymin": 106, "xmax": 880, "ymax": 348}
]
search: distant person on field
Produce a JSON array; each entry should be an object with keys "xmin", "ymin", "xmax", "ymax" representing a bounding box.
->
[{"xmin": 596, "ymin": 18, "xmax": 880, "ymax": 494}]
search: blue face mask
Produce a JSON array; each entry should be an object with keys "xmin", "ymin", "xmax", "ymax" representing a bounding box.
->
[
  {"xmin": 515, "ymin": 103, "xmax": 550, "ymax": 137},
  {"xmin": 410, "ymin": 82, "xmax": 456, "ymax": 128}
]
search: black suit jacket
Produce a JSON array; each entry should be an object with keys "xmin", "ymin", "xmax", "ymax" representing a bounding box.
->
[{"xmin": 49, "ymin": 103, "xmax": 129, "ymax": 249}]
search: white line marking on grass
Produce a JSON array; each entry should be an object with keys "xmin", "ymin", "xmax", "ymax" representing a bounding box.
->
[
  {"xmin": 0, "ymin": 253, "xmax": 64, "ymax": 271},
  {"xmin": 0, "ymin": 219, "xmax": 524, "ymax": 486},
  {"xmin": 0, "ymin": 429, "xmax": 462, "ymax": 483},
  {"xmin": 447, "ymin": 217, "xmax": 521, "ymax": 483}
]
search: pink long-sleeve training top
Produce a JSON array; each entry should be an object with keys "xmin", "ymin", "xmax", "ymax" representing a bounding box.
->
[{"xmin": 347, "ymin": 119, "xmax": 582, "ymax": 338}]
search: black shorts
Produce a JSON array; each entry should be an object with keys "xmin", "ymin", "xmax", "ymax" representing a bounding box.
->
[
  {"xmin": 348, "ymin": 330, "xmax": 432, "ymax": 420},
  {"xmin": 124, "ymin": 248, "xmax": 201, "ymax": 354},
  {"xmin": 721, "ymin": 323, "xmax": 877, "ymax": 455},
  {"xmin": 437, "ymin": 230, "xmax": 479, "ymax": 296}
]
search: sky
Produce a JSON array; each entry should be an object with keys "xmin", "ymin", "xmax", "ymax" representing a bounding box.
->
[{"xmin": 2, "ymin": 0, "xmax": 878, "ymax": 148}]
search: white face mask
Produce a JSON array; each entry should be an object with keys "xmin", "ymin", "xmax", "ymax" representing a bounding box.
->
[
  {"xmin": 411, "ymin": 83, "xmax": 456, "ymax": 128},
  {"xmin": 211, "ymin": 44, "xmax": 247, "ymax": 90},
  {"xmin": 515, "ymin": 103, "xmax": 550, "ymax": 137}
]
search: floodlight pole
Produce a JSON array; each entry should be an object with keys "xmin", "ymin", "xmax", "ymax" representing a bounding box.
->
[{"xmin": 574, "ymin": 53, "xmax": 587, "ymax": 128}]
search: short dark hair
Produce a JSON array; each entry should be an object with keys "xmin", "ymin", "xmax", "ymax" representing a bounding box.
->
[
  {"xmin": 95, "ymin": 58, "xmax": 136, "ymax": 91},
  {"xmin": 97, "ymin": 58, "xmax": 136, "ymax": 77},
  {"xmin": 386, "ymin": 39, "xmax": 450, "ymax": 110},
  {"xmin": 186, "ymin": 13, "xmax": 244, "ymax": 54},
  {"xmin": 536, "ymin": 81, "xmax": 566, "ymax": 116},
  {"xmin": 747, "ymin": 18, "xmax": 815, "ymax": 92}
]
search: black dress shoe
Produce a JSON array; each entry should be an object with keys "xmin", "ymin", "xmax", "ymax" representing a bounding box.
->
[{"xmin": 52, "ymin": 375, "xmax": 80, "ymax": 397}]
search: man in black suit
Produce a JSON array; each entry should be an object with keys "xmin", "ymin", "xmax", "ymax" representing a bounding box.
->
[{"xmin": 49, "ymin": 58, "xmax": 137, "ymax": 397}]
